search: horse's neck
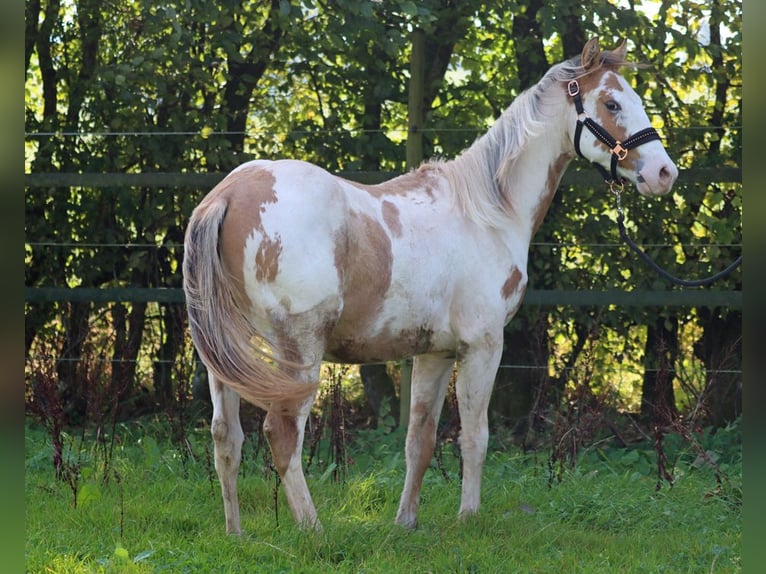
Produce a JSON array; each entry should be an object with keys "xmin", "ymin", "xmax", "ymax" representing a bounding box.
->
[
  {"xmin": 500, "ymin": 131, "xmax": 573, "ymax": 240},
  {"xmin": 442, "ymin": 93, "xmax": 573, "ymax": 239}
]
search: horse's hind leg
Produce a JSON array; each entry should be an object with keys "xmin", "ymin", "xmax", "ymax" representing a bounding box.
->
[
  {"xmin": 263, "ymin": 353, "xmax": 322, "ymax": 529},
  {"xmin": 264, "ymin": 394, "xmax": 319, "ymax": 530},
  {"xmin": 261, "ymin": 304, "xmax": 338, "ymax": 529},
  {"xmin": 395, "ymin": 354, "xmax": 454, "ymax": 529},
  {"xmin": 209, "ymin": 372, "xmax": 244, "ymax": 535}
]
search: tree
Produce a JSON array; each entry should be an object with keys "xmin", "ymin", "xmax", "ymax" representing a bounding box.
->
[
  {"xmin": 25, "ymin": 0, "xmax": 303, "ymax": 415},
  {"xmin": 25, "ymin": 0, "xmax": 741, "ymax": 429}
]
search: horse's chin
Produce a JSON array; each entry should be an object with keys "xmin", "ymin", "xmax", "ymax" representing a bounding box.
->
[{"xmin": 633, "ymin": 179, "xmax": 673, "ymax": 198}]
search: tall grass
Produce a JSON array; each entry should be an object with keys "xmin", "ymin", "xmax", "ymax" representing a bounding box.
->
[{"xmin": 25, "ymin": 417, "xmax": 741, "ymax": 573}]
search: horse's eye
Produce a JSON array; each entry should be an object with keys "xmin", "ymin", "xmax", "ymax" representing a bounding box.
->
[{"xmin": 605, "ymin": 100, "xmax": 621, "ymax": 112}]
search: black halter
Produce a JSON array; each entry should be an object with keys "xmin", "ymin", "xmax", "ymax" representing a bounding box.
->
[{"xmin": 567, "ymin": 79, "xmax": 661, "ymax": 184}]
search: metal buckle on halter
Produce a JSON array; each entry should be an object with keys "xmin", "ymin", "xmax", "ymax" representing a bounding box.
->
[
  {"xmin": 612, "ymin": 143, "xmax": 628, "ymax": 161},
  {"xmin": 567, "ymin": 80, "xmax": 580, "ymax": 97}
]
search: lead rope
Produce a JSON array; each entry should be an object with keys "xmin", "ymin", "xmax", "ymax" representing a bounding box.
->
[{"xmin": 610, "ymin": 183, "xmax": 743, "ymax": 287}]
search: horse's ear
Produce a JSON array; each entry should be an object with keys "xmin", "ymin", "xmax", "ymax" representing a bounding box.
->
[
  {"xmin": 610, "ymin": 38, "xmax": 628, "ymax": 61},
  {"xmin": 581, "ymin": 38, "xmax": 602, "ymax": 70}
]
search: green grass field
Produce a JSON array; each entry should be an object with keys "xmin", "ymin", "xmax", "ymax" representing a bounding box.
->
[{"xmin": 25, "ymin": 419, "xmax": 741, "ymax": 573}]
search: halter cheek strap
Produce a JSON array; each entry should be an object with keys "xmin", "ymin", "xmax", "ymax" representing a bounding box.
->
[{"xmin": 567, "ymin": 79, "xmax": 661, "ymax": 184}]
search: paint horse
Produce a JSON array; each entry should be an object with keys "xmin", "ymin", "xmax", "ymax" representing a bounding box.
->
[{"xmin": 183, "ymin": 38, "xmax": 678, "ymax": 534}]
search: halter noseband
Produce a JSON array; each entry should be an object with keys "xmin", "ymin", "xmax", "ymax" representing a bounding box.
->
[{"xmin": 567, "ymin": 79, "xmax": 661, "ymax": 185}]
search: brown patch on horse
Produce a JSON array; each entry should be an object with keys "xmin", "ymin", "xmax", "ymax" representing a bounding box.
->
[
  {"xmin": 501, "ymin": 267, "xmax": 524, "ymax": 300},
  {"xmin": 255, "ymin": 235, "xmax": 282, "ymax": 282},
  {"xmin": 501, "ymin": 266, "xmax": 528, "ymax": 324},
  {"xmin": 592, "ymin": 74, "xmax": 640, "ymax": 173},
  {"xmin": 382, "ymin": 200, "xmax": 403, "ymax": 237},
  {"xmin": 344, "ymin": 167, "xmax": 436, "ymax": 200},
  {"xmin": 218, "ymin": 168, "xmax": 280, "ymax": 291},
  {"xmin": 263, "ymin": 411, "xmax": 299, "ymax": 476},
  {"xmin": 326, "ymin": 325, "xmax": 435, "ymax": 363},
  {"xmin": 333, "ymin": 211, "xmax": 393, "ymax": 336},
  {"xmin": 594, "ymin": 74, "xmax": 627, "ymax": 136},
  {"xmin": 528, "ymin": 152, "xmax": 571, "ymax": 235}
]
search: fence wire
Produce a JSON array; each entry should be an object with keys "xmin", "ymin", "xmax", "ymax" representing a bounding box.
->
[{"xmin": 24, "ymin": 354, "xmax": 742, "ymax": 377}]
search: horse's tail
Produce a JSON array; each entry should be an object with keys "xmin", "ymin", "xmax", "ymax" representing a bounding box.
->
[{"xmin": 182, "ymin": 194, "xmax": 318, "ymax": 413}]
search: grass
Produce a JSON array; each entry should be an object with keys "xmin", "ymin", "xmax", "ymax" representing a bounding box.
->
[{"xmin": 25, "ymin": 419, "xmax": 741, "ymax": 573}]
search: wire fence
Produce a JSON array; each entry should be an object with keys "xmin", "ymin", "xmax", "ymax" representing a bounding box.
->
[
  {"xmin": 25, "ymin": 167, "xmax": 742, "ymax": 425},
  {"xmin": 24, "ymin": 353, "xmax": 742, "ymax": 377},
  {"xmin": 24, "ymin": 124, "xmax": 743, "ymax": 139},
  {"xmin": 23, "ymin": 166, "xmax": 743, "ymax": 257},
  {"xmin": 25, "ymin": 239, "xmax": 743, "ymax": 249}
]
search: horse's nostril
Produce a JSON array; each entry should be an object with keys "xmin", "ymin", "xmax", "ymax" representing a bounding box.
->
[{"xmin": 659, "ymin": 165, "xmax": 674, "ymax": 185}]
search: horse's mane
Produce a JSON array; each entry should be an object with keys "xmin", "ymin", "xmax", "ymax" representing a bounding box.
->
[{"xmin": 432, "ymin": 49, "xmax": 633, "ymax": 228}]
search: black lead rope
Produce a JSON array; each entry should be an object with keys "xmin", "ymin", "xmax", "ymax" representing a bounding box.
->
[{"xmin": 612, "ymin": 187, "xmax": 743, "ymax": 288}]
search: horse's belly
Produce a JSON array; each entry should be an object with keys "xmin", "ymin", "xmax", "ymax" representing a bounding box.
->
[
  {"xmin": 323, "ymin": 293, "xmax": 456, "ymax": 364},
  {"xmin": 324, "ymin": 323, "xmax": 453, "ymax": 364}
]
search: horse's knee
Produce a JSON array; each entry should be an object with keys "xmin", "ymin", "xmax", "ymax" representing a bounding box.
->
[{"xmin": 264, "ymin": 412, "xmax": 299, "ymax": 476}]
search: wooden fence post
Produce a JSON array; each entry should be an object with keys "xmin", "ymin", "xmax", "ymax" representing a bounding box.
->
[{"xmin": 406, "ymin": 28, "xmax": 425, "ymax": 171}]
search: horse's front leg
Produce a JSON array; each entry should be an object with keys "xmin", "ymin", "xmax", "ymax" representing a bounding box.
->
[
  {"xmin": 395, "ymin": 354, "xmax": 454, "ymax": 529},
  {"xmin": 454, "ymin": 341, "xmax": 502, "ymax": 519},
  {"xmin": 209, "ymin": 373, "xmax": 244, "ymax": 535}
]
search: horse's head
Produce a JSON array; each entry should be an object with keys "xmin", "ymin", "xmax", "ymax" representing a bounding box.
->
[{"xmin": 566, "ymin": 38, "xmax": 678, "ymax": 197}]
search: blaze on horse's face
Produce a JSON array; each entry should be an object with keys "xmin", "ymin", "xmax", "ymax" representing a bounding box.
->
[{"xmin": 574, "ymin": 40, "xmax": 678, "ymax": 197}]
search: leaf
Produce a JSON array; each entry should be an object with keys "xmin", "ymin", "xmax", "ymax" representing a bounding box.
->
[
  {"xmin": 620, "ymin": 449, "xmax": 640, "ymax": 466},
  {"xmin": 400, "ymin": 0, "xmax": 419, "ymax": 18},
  {"xmin": 76, "ymin": 481, "xmax": 101, "ymax": 508},
  {"xmin": 319, "ymin": 462, "xmax": 337, "ymax": 483},
  {"xmin": 133, "ymin": 549, "xmax": 155, "ymax": 563},
  {"xmin": 692, "ymin": 450, "xmax": 720, "ymax": 469},
  {"xmin": 113, "ymin": 545, "xmax": 130, "ymax": 561}
]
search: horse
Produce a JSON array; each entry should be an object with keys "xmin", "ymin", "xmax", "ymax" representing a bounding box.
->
[{"xmin": 182, "ymin": 37, "xmax": 678, "ymax": 534}]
